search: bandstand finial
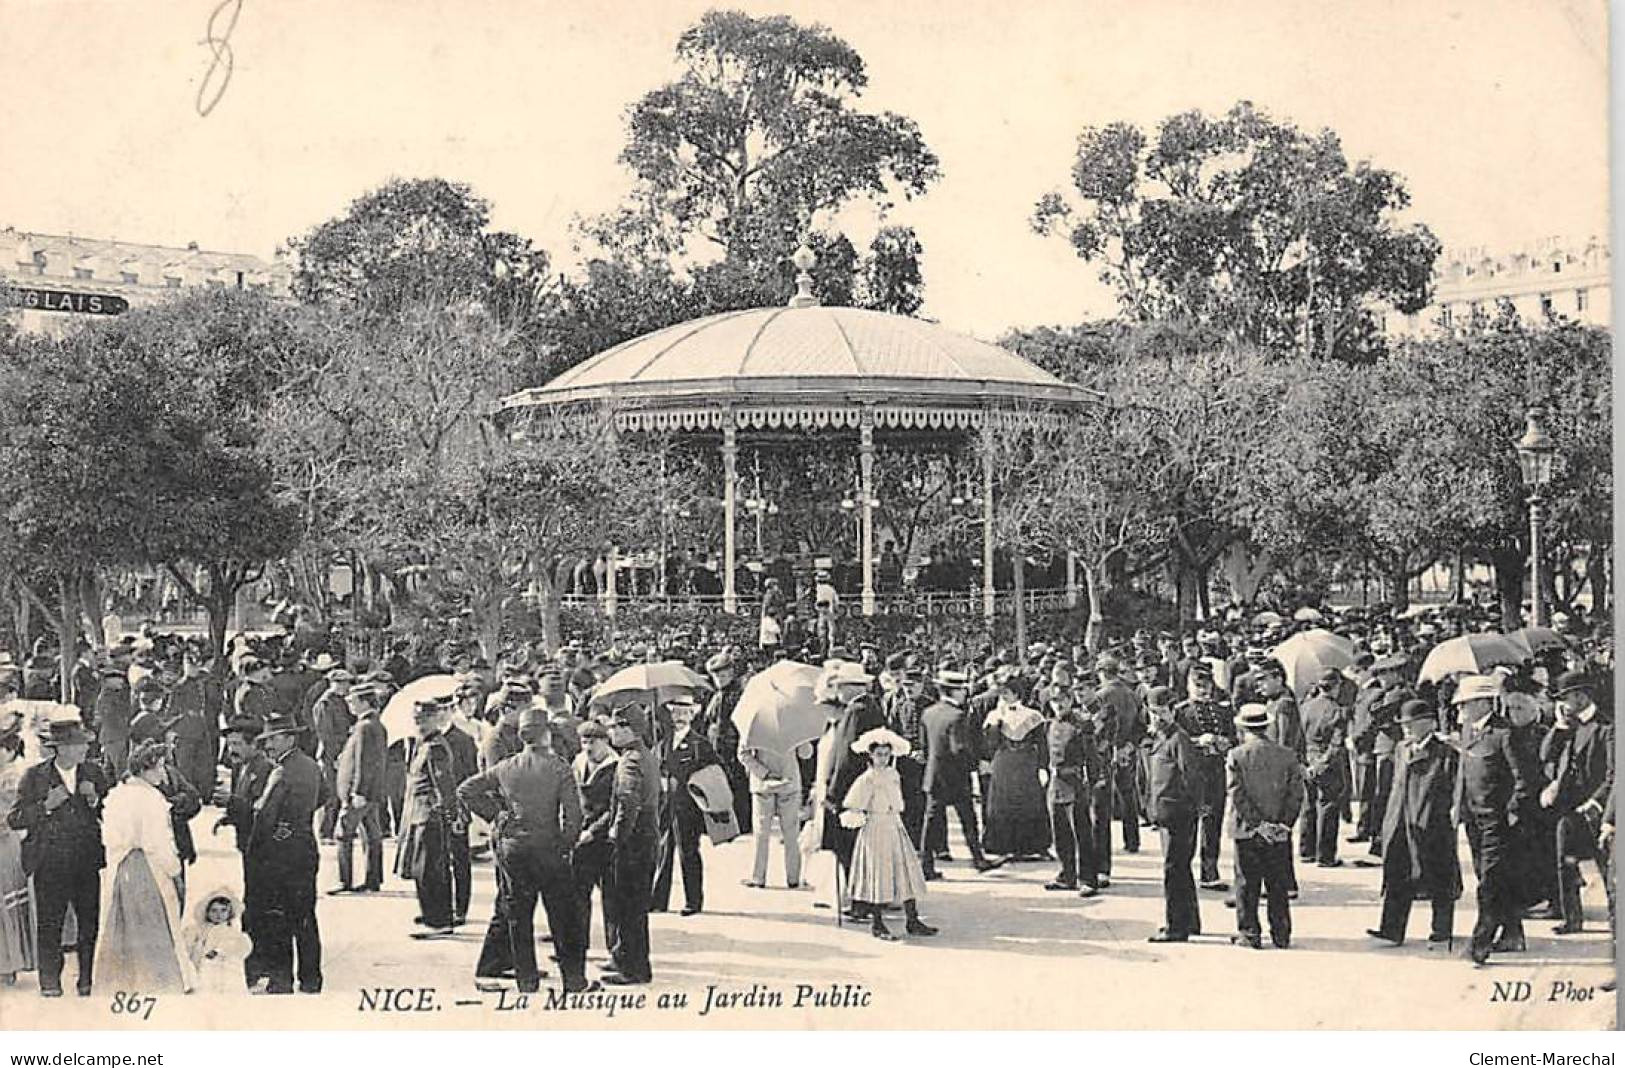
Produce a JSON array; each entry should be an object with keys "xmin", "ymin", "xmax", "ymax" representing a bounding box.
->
[{"xmin": 788, "ymin": 242, "xmax": 818, "ymax": 308}]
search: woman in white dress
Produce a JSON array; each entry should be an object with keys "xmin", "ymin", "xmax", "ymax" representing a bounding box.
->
[
  {"xmin": 841, "ymin": 728, "xmax": 939, "ymax": 941},
  {"xmin": 95, "ymin": 740, "xmax": 195, "ymax": 993}
]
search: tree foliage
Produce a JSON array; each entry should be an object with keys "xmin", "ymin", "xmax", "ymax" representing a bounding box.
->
[{"xmin": 1033, "ymin": 101, "xmax": 1440, "ymax": 362}]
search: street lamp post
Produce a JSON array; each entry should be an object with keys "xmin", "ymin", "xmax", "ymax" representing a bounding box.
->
[{"xmin": 1515, "ymin": 405, "xmax": 1557, "ymax": 627}]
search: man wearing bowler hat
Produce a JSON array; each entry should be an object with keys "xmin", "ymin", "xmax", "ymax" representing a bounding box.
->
[
  {"xmin": 1368, "ymin": 699, "xmax": 1460, "ymax": 949},
  {"xmin": 8, "ymin": 718, "xmax": 108, "ymax": 997},
  {"xmin": 1226, "ymin": 703, "xmax": 1303, "ymax": 949},
  {"xmin": 249, "ymin": 712, "xmax": 325, "ymax": 993},
  {"xmin": 1539, "ymin": 670, "xmax": 1614, "ymax": 935}
]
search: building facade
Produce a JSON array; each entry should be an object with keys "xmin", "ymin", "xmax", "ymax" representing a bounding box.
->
[
  {"xmin": 1, "ymin": 226, "xmax": 291, "ymax": 337},
  {"xmin": 1386, "ymin": 235, "xmax": 1611, "ymax": 338}
]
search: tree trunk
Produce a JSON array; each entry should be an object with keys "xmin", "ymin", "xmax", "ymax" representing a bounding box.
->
[
  {"xmin": 1084, "ymin": 565, "xmax": 1107, "ymax": 652},
  {"xmin": 1586, "ymin": 549, "xmax": 1610, "ymax": 619},
  {"xmin": 1221, "ymin": 542, "xmax": 1272, "ymax": 605},
  {"xmin": 1013, "ymin": 554, "xmax": 1028, "ymax": 663},
  {"xmin": 78, "ymin": 571, "xmax": 105, "ymax": 648},
  {"xmin": 1171, "ymin": 560, "xmax": 1200, "ymax": 630},
  {"xmin": 1195, "ymin": 563, "xmax": 1211, "ymax": 621},
  {"xmin": 1388, "ymin": 556, "xmax": 1412, "ymax": 614},
  {"xmin": 1490, "ymin": 548, "xmax": 1525, "ymax": 631},
  {"xmin": 1453, "ymin": 548, "xmax": 1466, "ymax": 603},
  {"xmin": 55, "ymin": 571, "xmax": 78, "ymax": 704}
]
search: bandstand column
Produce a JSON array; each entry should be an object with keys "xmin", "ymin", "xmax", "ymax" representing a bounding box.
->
[
  {"xmin": 981, "ymin": 417, "xmax": 995, "ymax": 621},
  {"xmin": 1066, "ymin": 549, "xmax": 1079, "ymax": 608},
  {"xmin": 859, "ymin": 414, "xmax": 876, "ymax": 616},
  {"xmin": 722, "ymin": 421, "xmax": 738, "ymax": 614},
  {"xmin": 605, "ymin": 545, "xmax": 617, "ymax": 619}
]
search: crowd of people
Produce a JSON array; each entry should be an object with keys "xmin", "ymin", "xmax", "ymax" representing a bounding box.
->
[{"xmin": 0, "ymin": 598, "xmax": 1614, "ymax": 1000}]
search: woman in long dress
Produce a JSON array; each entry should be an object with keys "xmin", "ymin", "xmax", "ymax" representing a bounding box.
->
[
  {"xmin": 842, "ymin": 727, "xmax": 939, "ymax": 941},
  {"xmin": 981, "ymin": 690, "xmax": 1053, "ymax": 860},
  {"xmin": 0, "ymin": 711, "xmax": 36, "ymax": 983},
  {"xmin": 95, "ymin": 740, "xmax": 195, "ymax": 993}
]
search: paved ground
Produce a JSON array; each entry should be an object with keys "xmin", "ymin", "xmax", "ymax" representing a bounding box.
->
[{"xmin": 2, "ymin": 808, "xmax": 1614, "ymax": 1031}]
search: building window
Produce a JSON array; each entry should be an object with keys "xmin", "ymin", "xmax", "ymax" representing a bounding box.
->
[
  {"xmin": 1540, "ymin": 292, "xmax": 1554, "ymax": 317},
  {"xmin": 1576, "ymin": 288, "xmax": 1589, "ymax": 312},
  {"xmin": 1553, "ymin": 261, "xmax": 1563, "ymax": 273},
  {"xmin": 121, "ymin": 271, "xmax": 140, "ymax": 285},
  {"xmin": 235, "ymin": 271, "xmax": 245, "ymax": 288},
  {"xmin": 1440, "ymin": 305, "xmax": 1453, "ymax": 328},
  {"xmin": 31, "ymin": 251, "xmax": 46, "ymax": 274},
  {"xmin": 164, "ymin": 275, "xmax": 182, "ymax": 288},
  {"xmin": 73, "ymin": 267, "xmax": 93, "ymax": 280}
]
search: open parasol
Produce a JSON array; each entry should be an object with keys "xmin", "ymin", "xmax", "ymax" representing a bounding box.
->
[
  {"xmin": 1508, "ymin": 626, "xmax": 1571, "ymax": 658},
  {"xmin": 381, "ymin": 674, "xmax": 460, "ymax": 745},
  {"xmin": 1292, "ymin": 607, "xmax": 1325, "ymax": 623},
  {"xmin": 587, "ymin": 660, "xmax": 711, "ymax": 714},
  {"xmin": 1270, "ymin": 628, "xmax": 1356, "ymax": 699},
  {"xmin": 1253, "ymin": 610, "xmax": 1285, "ymax": 627},
  {"xmin": 1417, "ymin": 633, "xmax": 1528, "ymax": 684},
  {"xmin": 731, "ymin": 660, "xmax": 828, "ymax": 754}
]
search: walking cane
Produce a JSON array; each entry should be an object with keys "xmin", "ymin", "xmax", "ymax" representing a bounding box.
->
[{"xmin": 834, "ymin": 862, "xmax": 844, "ymax": 928}]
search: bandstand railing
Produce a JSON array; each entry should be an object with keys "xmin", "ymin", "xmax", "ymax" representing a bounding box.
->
[{"xmin": 557, "ymin": 587, "xmax": 1075, "ymax": 618}]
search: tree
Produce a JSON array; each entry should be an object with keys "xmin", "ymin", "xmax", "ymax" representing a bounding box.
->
[
  {"xmin": 1033, "ymin": 101, "xmax": 1439, "ymax": 362},
  {"xmin": 615, "ymin": 10, "xmax": 938, "ymax": 262}
]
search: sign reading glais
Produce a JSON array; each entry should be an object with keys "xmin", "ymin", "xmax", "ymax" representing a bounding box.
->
[{"xmin": 5, "ymin": 286, "xmax": 130, "ymax": 315}]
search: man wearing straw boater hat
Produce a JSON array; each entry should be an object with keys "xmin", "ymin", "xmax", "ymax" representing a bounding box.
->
[{"xmin": 1226, "ymin": 703, "xmax": 1303, "ymax": 950}]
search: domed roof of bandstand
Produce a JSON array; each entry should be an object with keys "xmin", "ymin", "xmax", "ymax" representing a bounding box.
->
[{"xmin": 499, "ymin": 293, "xmax": 1097, "ymax": 434}]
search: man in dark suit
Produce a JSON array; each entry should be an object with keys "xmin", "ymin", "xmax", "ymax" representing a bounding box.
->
[
  {"xmin": 166, "ymin": 654, "xmax": 220, "ymax": 798},
  {"xmin": 8, "ymin": 719, "xmax": 108, "ymax": 997},
  {"xmin": 1453, "ymin": 674, "xmax": 1533, "ymax": 964},
  {"xmin": 1226, "ymin": 704, "xmax": 1304, "ymax": 949},
  {"xmin": 311, "ymin": 668, "xmax": 355, "ymax": 842},
  {"xmin": 603, "ymin": 703, "xmax": 660, "ymax": 985},
  {"xmin": 1368, "ymin": 700, "xmax": 1460, "ymax": 948},
  {"xmin": 1298, "ymin": 669, "xmax": 1350, "ymax": 868},
  {"xmin": 653, "ymin": 695, "xmax": 717, "ymax": 916},
  {"xmin": 1043, "ymin": 687, "xmax": 1097, "ymax": 896},
  {"xmin": 458, "ymin": 707, "xmax": 591, "ymax": 994},
  {"xmin": 398, "ymin": 700, "xmax": 462, "ymax": 938},
  {"xmin": 440, "ymin": 709, "xmax": 480, "ymax": 926},
  {"xmin": 919, "ymin": 669, "xmax": 994, "ymax": 878},
  {"xmin": 1095, "ymin": 655, "xmax": 1145, "ymax": 855},
  {"xmin": 249, "ymin": 713, "xmax": 326, "ymax": 994},
  {"xmin": 1539, "ymin": 671, "xmax": 1614, "ymax": 935},
  {"xmin": 1146, "ymin": 686, "xmax": 1202, "ymax": 942},
  {"xmin": 572, "ymin": 720, "xmax": 618, "ymax": 955},
  {"xmin": 93, "ymin": 660, "xmax": 132, "ymax": 777},
  {"xmin": 331, "ymin": 680, "xmax": 388, "ymax": 894},
  {"xmin": 214, "ymin": 715, "xmax": 273, "ymax": 986}
]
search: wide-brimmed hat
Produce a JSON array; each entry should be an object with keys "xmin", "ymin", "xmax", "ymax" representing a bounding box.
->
[
  {"xmin": 934, "ymin": 668, "xmax": 970, "ymax": 690},
  {"xmin": 1233, "ymin": 703, "xmax": 1273, "ymax": 731},
  {"xmin": 823, "ymin": 661, "xmax": 873, "ymax": 688},
  {"xmin": 1552, "ymin": 670, "xmax": 1593, "ymax": 698},
  {"xmin": 257, "ymin": 713, "xmax": 305, "ymax": 741},
  {"xmin": 308, "ymin": 653, "xmax": 341, "ymax": 672},
  {"xmin": 1451, "ymin": 674, "xmax": 1504, "ymax": 705},
  {"xmin": 609, "ymin": 702, "xmax": 650, "ymax": 737},
  {"xmin": 42, "ymin": 719, "xmax": 93, "ymax": 747},
  {"xmin": 851, "ymin": 726, "xmax": 911, "ymax": 756},
  {"xmin": 1398, "ymin": 699, "xmax": 1437, "ymax": 726}
]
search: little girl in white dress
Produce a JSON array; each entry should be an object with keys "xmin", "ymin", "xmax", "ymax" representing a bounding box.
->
[
  {"xmin": 841, "ymin": 728, "xmax": 939, "ymax": 941},
  {"xmin": 181, "ymin": 887, "xmax": 253, "ymax": 994}
]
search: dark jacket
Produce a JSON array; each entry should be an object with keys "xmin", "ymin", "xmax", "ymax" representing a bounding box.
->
[
  {"xmin": 249, "ymin": 747, "xmax": 325, "ymax": 868},
  {"xmin": 222, "ymin": 751, "xmax": 273, "ymax": 854},
  {"xmin": 444, "ymin": 725, "xmax": 480, "ymax": 791},
  {"xmin": 576, "ymin": 752, "xmax": 618, "ymax": 847},
  {"xmin": 313, "ymin": 691, "xmax": 354, "ymax": 766},
  {"xmin": 1226, "ymin": 737, "xmax": 1305, "ymax": 833},
  {"xmin": 662, "ymin": 729, "xmax": 718, "ymax": 812},
  {"xmin": 919, "ymin": 699, "xmax": 975, "ymax": 800},
  {"xmin": 160, "ymin": 764, "xmax": 202, "ymax": 866},
  {"xmin": 1455, "ymin": 719, "xmax": 1532, "ymax": 826},
  {"xmin": 1174, "ymin": 698, "xmax": 1236, "ymax": 763},
  {"xmin": 458, "ymin": 748, "xmax": 582, "ymax": 858},
  {"xmin": 1146, "ymin": 722, "xmax": 1200, "ymax": 823},
  {"xmin": 609, "ymin": 743, "xmax": 660, "ymax": 851},
  {"xmin": 1095, "ymin": 678, "xmax": 1144, "ymax": 750},
  {"xmin": 1264, "ymin": 692, "xmax": 1305, "ymax": 762},
  {"xmin": 1541, "ymin": 711, "xmax": 1614, "ymax": 814},
  {"xmin": 336, "ymin": 713, "xmax": 388, "ymax": 803},
  {"xmin": 8, "ymin": 759, "xmax": 109, "ymax": 876},
  {"xmin": 1044, "ymin": 712, "xmax": 1092, "ymax": 806},
  {"xmin": 1298, "ymin": 694, "xmax": 1348, "ymax": 784},
  {"xmin": 1380, "ymin": 733, "xmax": 1461, "ymax": 900}
]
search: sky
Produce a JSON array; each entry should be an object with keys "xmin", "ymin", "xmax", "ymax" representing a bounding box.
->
[{"xmin": 0, "ymin": 0, "xmax": 1609, "ymax": 339}]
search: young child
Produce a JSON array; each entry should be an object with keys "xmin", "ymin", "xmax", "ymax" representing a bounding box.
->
[
  {"xmin": 842, "ymin": 728, "xmax": 939, "ymax": 941},
  {"xmin": 181, "ymin": 887, "xmax": 253, "ymax": 994}
]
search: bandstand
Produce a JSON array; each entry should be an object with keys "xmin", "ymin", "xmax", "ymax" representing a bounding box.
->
[{"xmin": 498, "ymin": 249, "xmax": 1098, "ymax": 622}]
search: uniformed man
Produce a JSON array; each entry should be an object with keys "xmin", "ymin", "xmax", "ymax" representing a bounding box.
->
[
  {"xmin": 1539, "ymin": 671, "xmax": 1614, "ymax": 935},
  {"xmin": 1227, "ymin": 703, "xmax": 1304, "ymax": 950},
  {"xmin": 1452, "ymin": 674, "xmax": 1532, "ymax": 965},
  {"xmin": 652, "ymin": 695, "xmax": 717, "ymax": 916},
  {"xmin": 1298, "ymin": 669, "xmax": 1350, "ymax": 867},
  {"xmin": 1175, "ymin": 663, "xmax": 1235, "ymax": 891},
  {"xmin": 1146, "ymin": 686, "xmax": 1202, "ymax": 942},
  {"xmin": 1356, "ymin": 654, "xmax": 1411, "ymax": 858},
  {"xmin": 602, "ymin": 703, "xmax": 660, "ymax": 985},
  {"xmin": 248, "ymin": 713, "xmax": 325, "ymax": 994},
  {"xmin": 1043, "ymin": 687, "xmax": 1096, "ymax": 895},
  {"xmin": 213, "ymin": 715, "xmax": 273, "ymax": 986},
  {"xmin": 1094, "ymin": 655, "xmax": 1145, "ymax": 855},
  {"xmin": 572, "ymin": 719, "xmax": 619, "ymax": 953},
  {"xmin": 397, "ymin": 698, "xmax": 463, "ymax": 939},
  {"xmin": 886, "ymin": 656, "xmax": 932, "ymax": 852},
  {"xmin": 458, "ymin": 707, "xmax": 591, "ymax": 994}
]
